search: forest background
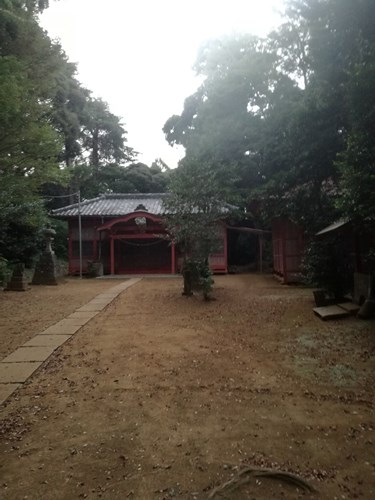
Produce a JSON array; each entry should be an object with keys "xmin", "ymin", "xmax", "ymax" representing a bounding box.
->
[{"xmin": 0, "ymin": 0, "xmax": 374, "ymax": 275}]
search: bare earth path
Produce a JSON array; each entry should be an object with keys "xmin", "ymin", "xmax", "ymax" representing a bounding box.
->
[{"xmin": 0, "ymin": 275, "xmax": 374, "ymax": 499}]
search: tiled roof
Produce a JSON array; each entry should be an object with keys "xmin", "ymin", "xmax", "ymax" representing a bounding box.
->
[{"xmin": 51, "ymin": 193, "xmax": 171, "ymax": 218}]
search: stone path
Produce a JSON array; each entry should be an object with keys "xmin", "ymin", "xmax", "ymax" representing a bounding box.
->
[{"xmin": 0, "ymin": 278, "xmax": 141, "ymax": 406}]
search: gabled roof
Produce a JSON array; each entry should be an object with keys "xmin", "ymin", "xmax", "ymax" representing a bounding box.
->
[{"xmin": 51, "ymin": 193, "xmax": 171, "ymax": 218}]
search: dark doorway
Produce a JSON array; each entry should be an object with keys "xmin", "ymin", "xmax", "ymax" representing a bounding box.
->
[{"xmin": 115, "ymin": 238, "xmax": 171, "ymax": 273}]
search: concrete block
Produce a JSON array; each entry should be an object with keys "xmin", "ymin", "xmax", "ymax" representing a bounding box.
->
[
  {"xmin": 0, "ymin": 362, "xmax": 43, "ymax": 383},
  {"xmin": 313, "ymin": 305, "xmax": 350, "ymax": 320},
  {"xmin": 2, "ymin": 346, "xmax": 56, "ymax": 363},
  {"xmin": 67, "ymin": 311, "xmax": 98, "ymax": 321},
  {"xmin": 40, "ymin": 322, "xmax": 81, "ymax": 335},
  {"xmin": 76, "ymin": 303, "xmax": 107, "ymax": 312},
  {"xmin": 23, "ymin": 334, "xmax": 72, "ymax": 348},
  {"xmin": 0, "ymin": 383, "xmax": 21, "ymax": 405},
  {"xmin": 338, "ymin": 302, "xmax": 361, "ymax": 315},
  {"xmin": 94, "ymin": 293, "xmax": 119, "ymax": 299}
]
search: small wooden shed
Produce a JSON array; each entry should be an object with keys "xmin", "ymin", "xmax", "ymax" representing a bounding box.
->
[
  {"xmin": 272, "ymin": 217, "xmax": 305, "ymax": 284},
  {"xmin": 317, "ymin": 219, "xmax": 375, "ymax": 304}
]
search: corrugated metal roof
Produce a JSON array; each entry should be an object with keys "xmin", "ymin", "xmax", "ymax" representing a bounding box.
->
[
  {"xmin": 316, "ymin": 219, "xmax": 350, "ymax": 236},
  {"xmin": 51, "ymin": 193, "xmax": 172, "ymax": 218},
  {"xmin": 228, "ymin": 226, "xmax": 271, "ymax": 235}
]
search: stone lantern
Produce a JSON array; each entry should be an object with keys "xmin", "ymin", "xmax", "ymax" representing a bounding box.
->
[{"xmin": 31, "ymin": 225, "xmax": 58, "ymax": 285}]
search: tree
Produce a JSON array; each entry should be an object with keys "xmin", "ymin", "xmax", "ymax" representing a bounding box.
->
[
  {"xmin": 0, "ymin": 0, "xmax": 137, "ymax": 265},
  {"xmin": 0, "ymin": 2, "xmax": 65, "ymax": 264},
  {"xmin": 164, "ymin": 159, "xmax": 230, "ymax": 299},
  {"xmin": 81, "ymin": 97, "xmax": 134, "ymax": 170}
]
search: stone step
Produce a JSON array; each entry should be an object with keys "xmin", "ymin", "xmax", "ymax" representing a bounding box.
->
[{"xmin": 313, "ymin": 305, "xmax": 350, "ymax": 320}]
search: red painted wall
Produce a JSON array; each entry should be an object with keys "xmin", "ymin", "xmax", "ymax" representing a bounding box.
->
[{"xmin": 272, "ymin": 218, "xmax": 305, "ymax": 284}]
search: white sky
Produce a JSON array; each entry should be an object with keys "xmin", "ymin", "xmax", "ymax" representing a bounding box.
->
[{"xmin": 41, "ymin": 0, "xmax": 284, "ymax": 168}]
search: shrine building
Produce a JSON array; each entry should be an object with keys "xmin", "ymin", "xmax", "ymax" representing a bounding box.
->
[{"xmin": 51, "ymin": 193, "xmax": 229, "ymax": 276}]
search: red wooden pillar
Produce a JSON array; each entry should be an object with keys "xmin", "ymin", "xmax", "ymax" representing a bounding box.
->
[
  {"xmin": 93, "ymin": 233, "xmax": 98, "ymax": 261},
  {"xmin": 171, "ymin": 242, "xmax": 175, "ymax": 274},
  {"xmin": 110, "ymin": 235, "xmax": 115, "ymax": 275}
]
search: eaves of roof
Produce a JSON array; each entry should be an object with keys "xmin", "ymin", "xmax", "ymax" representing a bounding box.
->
[{"xmin": 51, "ymin": 193, "xmax": 171, "ymax": 218}]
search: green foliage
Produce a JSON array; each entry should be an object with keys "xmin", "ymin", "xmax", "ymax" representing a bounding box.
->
[
  {"xmin": 0, "ymin": 256, "xmax": 10, "ymax": 285},
  {"xmin": 0, "ymin": 196, "xmax": 47, "ymax": 266},
  {"xmin": 49, "ymin": 218, "xmax": 68, "ymax": 259},
  {"xmin": 164, "ymin": 159, "xmax": 230, "ymax": 298},
  {"xmin": 337, "ymin": 134, "xmax": 375, "ymax": 225},
  {"xmin": 81, "ymin": 97, "xmax": 135, "ymax": 170},
  {"xmin": 182, "ymin": 259, "xmax": 214, "ymax": 300},
  {"xmin": 164, "ymin": 159, "xmax": 227, "ymax": 258},
  {"xmin": 70, "ymin": 161, "xmax": 169, "ymax": 199},
  {"xmin": 164, "ymin": 0, "xmax": 375, "ymax": 242},
  {"xmin": 0, "ymin": 0, "xmax": 138, "ymax": 264}
]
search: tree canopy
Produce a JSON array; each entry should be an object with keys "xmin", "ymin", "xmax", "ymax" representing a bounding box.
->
[
  {"xmin": 164, "ymin": 0, "xmax": 375, "ymax": 235},
  {"xmin": 0, "ymin": 0, "xmax": 169, "ymax": 263},
  {"xmin": 1, "ymin": 0, "xmax": 374, "ymax": 269},
  {"xmin": 164, "ymin": 158, "xmax": 229, "ymax": 298}
]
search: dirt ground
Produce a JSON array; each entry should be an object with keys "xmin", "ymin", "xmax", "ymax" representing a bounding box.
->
[
  {"xmin": 0, "ymin": 279, "xmax": 117, "ymax": 359},
  {"xmin": 0, "ymin": 274, "xmax": 374, "ymax": 499}
]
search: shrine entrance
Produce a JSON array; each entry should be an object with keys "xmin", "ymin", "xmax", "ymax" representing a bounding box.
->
[
  {"xmin": 115, "ymin": 238, "xmax": 171, "ymax": 274},
  {"xmin": 98, "ymin": 212, "xmax": 176, "ymax": 275}
]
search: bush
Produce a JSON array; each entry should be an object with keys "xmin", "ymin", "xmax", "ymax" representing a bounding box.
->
[
  {"xmin": 0, "ymin": 257, "xmax": 11, "ymax": 286},
  {"xmin": 182, "ymin": 259, "xmax": 214, "ymax": 300}
]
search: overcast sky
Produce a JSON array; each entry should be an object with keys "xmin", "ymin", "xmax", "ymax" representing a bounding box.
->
[{"xmin": 41, "ymin": 0, "xmax": 284, "ymax": 168}]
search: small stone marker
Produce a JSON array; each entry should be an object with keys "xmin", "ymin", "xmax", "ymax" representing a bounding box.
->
[
  {"xmin": 5, "ymin": 263, "xmax": 29, "ymax": 292},
  {"xmin": 313, "ymin": 305, "xmax": 350, "ymax": 320}
]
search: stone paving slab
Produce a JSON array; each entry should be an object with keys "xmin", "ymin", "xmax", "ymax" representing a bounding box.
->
[
  {"xmin": 58, "ymin": 316, "xmax": 94, "ymax": 326},
  {"xmin": 95, "ymin": 293, "xmax": 120, "ymax": 299},
  {"xmin": 89, "ymin": 297, "xmax": 114, "ymax": 303},
  {"xmin": 67, "ymin": 311, "xmax": 98, "ymax": 321},
  {"xmin": 23, "ymin": 334, "xmax": 72, "ymax": 348},
  {"xmin": 110, "ymin": 278, "xmax": 142, "ymax": 292},
  {"xmin": 0, "ymin": 362, "xmax": 43, "ymax": 383},
  {"xmin": 2, "ymin": 346, "xmax": 56, "ymax": 363},
  {"xmin": 0, "ymin": 383, "xmax": 21, "ymax": 405},
  {"xmin": 338, "ymin": 302, "xmax": 361, "ymax": 315},
  {"xmin": 40, "ymin": 322, "xmax": 82, "ymax": 335},
  {"xmin": 313, "ymin": 305, "xmax": 350, "ymax": 320},
  {"xmin": 76, "ymin": 303, "xmax": 108, "ymax": 312},
  {"xmin": 0, "ymin": 278, "xmax": 143, "ymax": 400},
  {"xmin": 87, "ymin": 299, "xmax": 113, "ymax": 307}
]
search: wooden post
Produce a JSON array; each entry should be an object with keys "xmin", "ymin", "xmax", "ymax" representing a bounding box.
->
[
  {"xmin": 93, "ymin": 233, "xmax": 98, "ymax": 261},
  {"xmin": 171, "ymin": 242, "xmax": 175, "ymax": 274},
  {"xmin": 68, "ymin": 223, "xmax": 73, "ymax": 274},
  {"xmin": 282, "ymin": 233, "xmax": 288, "ymax": 284},
  {"xmin": 259, "ymin": 235, "xmax": 263, "ymax": 273},
  {"xmin": 223, "ymin": 226, "xmax": 228, "ymax": 273},
  {"xmin": 110, "ymin": 235, "xmax": 115, "ymax": 275}
]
